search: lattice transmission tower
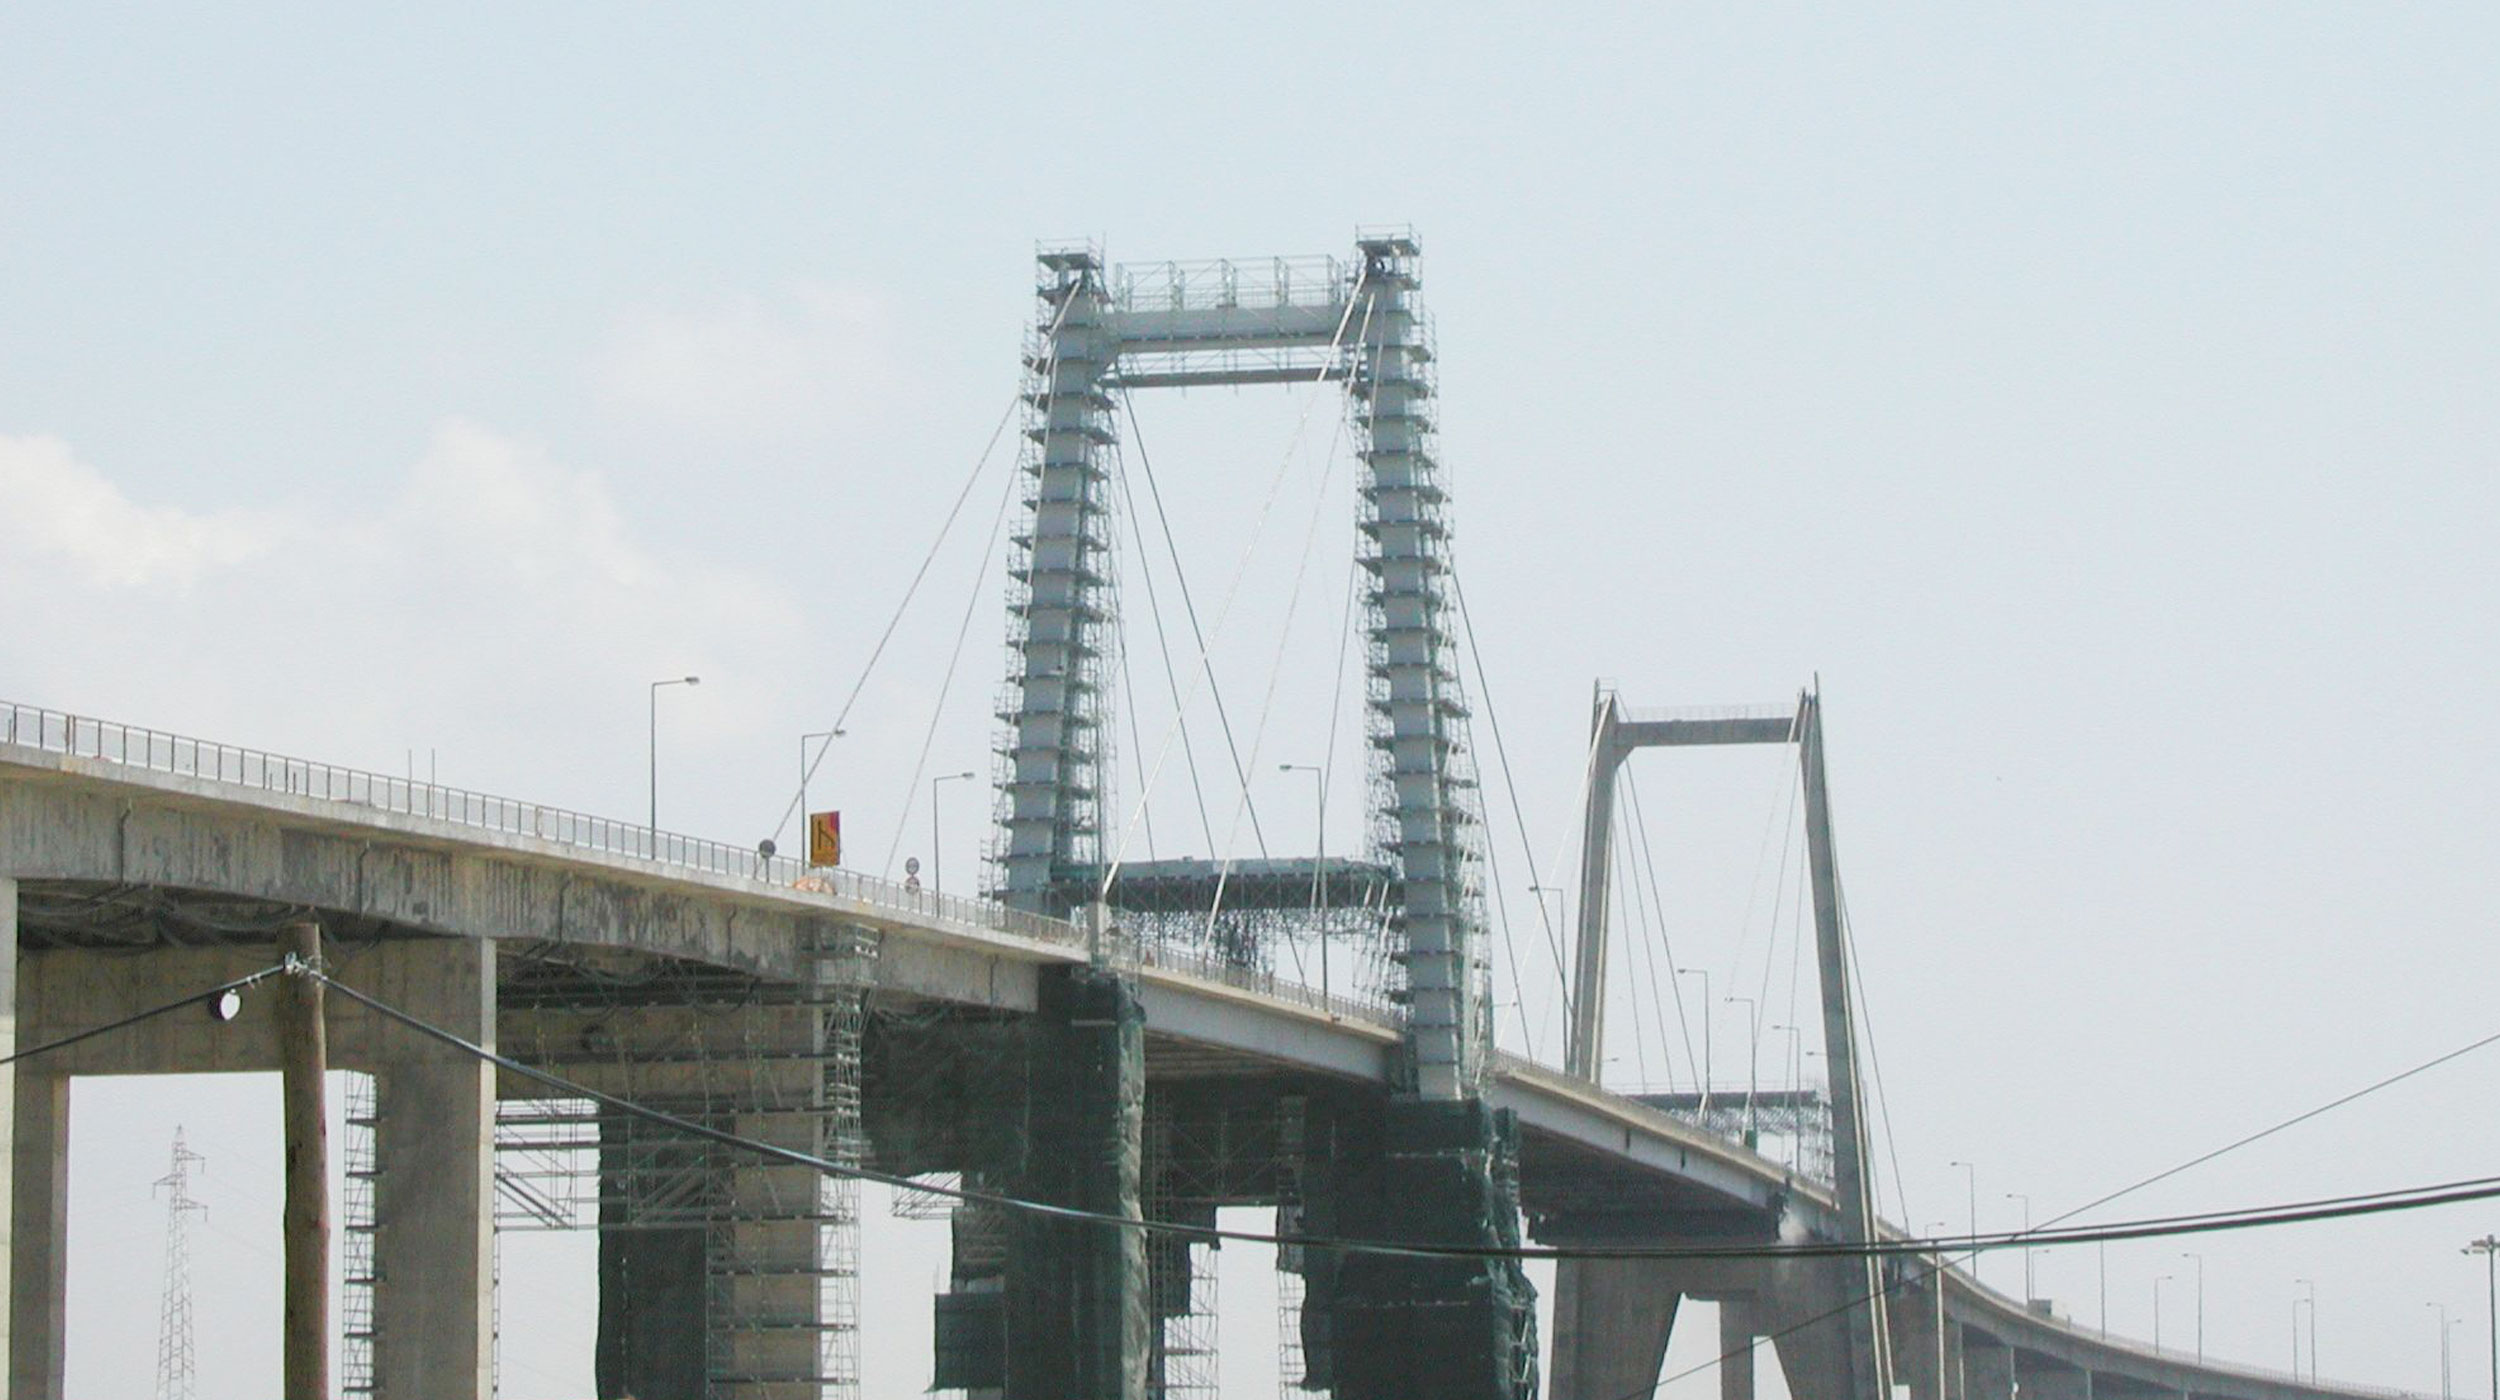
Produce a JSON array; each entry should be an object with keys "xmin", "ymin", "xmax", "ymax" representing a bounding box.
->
[{"xmin": 153, "ymin": 1128, "xmax": 208, "ymax": 1400}]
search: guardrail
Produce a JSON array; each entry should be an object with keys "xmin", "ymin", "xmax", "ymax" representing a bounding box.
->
[
  {"xmin": 0, "ymin": 699, "xmax": 1415, "ymax": 1034},
  {"xmin": 0, "ymin": 700, "xmax": 1076, "ymax": 946}
]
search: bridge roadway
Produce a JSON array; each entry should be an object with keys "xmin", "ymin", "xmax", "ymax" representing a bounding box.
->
[{"xmin": 0, "ymin": 710, "xmax": 2415, "ymax": 1400}]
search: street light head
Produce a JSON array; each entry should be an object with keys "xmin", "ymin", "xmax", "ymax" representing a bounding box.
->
[{"xmin": 684, "ymin": 675, "xmax": 701, "ymax": 685}]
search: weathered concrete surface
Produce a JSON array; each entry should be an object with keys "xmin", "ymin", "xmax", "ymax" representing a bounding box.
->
[
  {"xmin": 1548, "ymin": 1258, "xmax": 1679, "ymax": 1400},
  {"xmin": 370, "ymin": 936, "xmax": 496, "ymax": 1400},
  {"xmin": 0, "ymin": 753, "xmax": 2427, "ymax": 1400}
]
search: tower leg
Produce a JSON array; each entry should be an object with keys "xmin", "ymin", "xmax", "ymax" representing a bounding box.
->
[
  {"xmin": 1548, "ymin": 1258, "xmax": 1678, "ymax": 1400},
  {"xmin": 369, "ymin": 937, "xmax": 496, "ymax": 1400},
  {"xmin": 1004, "ymin": 966, "xmax": 1146, "ymax": 1400}
]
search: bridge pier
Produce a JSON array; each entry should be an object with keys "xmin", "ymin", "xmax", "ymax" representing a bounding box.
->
[
  {"xmin": 1963, "ymin": 1332, "xmax": 2016, "ymax": 1400},
  {"xmin": 6, "ymin": 875, "xmax": 69, "ymax": 1400},
  {"xmin": 2021, "ymin": 1357, "xmax": 2095, "ymax": 1400},
  {"xmin": 1548, "ymin": 1258, "xmax": 1679, "ymax": 1400},
  {"xmin": 1721, "ymin": 1297, "xmax": 1759, "ymax": 1400},
  {"xmin": 366, "ymin": 937, "xmax": 497, "ymax": 1400}
]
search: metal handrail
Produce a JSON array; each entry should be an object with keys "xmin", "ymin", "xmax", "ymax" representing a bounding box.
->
[
  {"xmin": 0, "ymin": 700, "xmax": 1075, "ymax": 946},
  {"xmin": 0, "ymin": 698, "xmax": 1411, "ymax": 1033}
]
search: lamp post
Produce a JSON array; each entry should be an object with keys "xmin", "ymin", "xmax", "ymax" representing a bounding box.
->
[
  {"xmin": 1770, "ymin": 1023, "xmax": 1805, "ymax": 1092},
  {"xmin": 1674, "ymin": 968, "xmax": 1711, "ymax": 1109},
  {"xmin": 2296, "ymin": 1278, "xmax": 2317, "ymax": 1382},
  {"xmin": 931, "ymin": 770, "xmax": 979, "ymax": 894},
  {"xmin": 2099, "ymin": 1238, "xmax": 2108, "ymax": 1338},
  {"xmin": 1280, "ymin": 763, "xmax": 1329, "ymax": 1004},
  {"xmin": 799, "ymin": 729, "xmax": 843, "ymax": 861},
  {"xmin": 2466, "ymin": 1236, "xmax": 2500, "ymax": 1400},
  {"xmin": 1949, "ymin": 1161, "xmax": 1978, "ymax": 1288},
  {"xmin": 2006, "ymin": 1192, "xmax": 2034, "ymax": 1302},
  {"xmin": 2431, "ymin": 1303, "xmax": 2454, "ymax": 1400},
  {"xmin": 2179, "ymin": 1252, "xmax": 2203, "ymax": 1363},
  {"xmin": 1727, "ymin": 994, "xmax": 1759, "ymax": 1135},
  {"xmin": 2155, "ymin": 1275, "xmax": 2174, "ymax": 1353},
  {"xmin": 649, "ymin": 675, "xmax": 700, "ymax": 855}
]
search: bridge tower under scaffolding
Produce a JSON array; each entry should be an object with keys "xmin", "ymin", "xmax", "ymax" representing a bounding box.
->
[{"xmin": 942, "ymin": 231, "xmax": 1534, "ymax": 1400}]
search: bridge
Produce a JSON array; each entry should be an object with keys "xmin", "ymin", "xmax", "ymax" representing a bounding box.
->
[{"xmin": 0, "ymin": 235, "xmax": 2425, "ymax": 1400}]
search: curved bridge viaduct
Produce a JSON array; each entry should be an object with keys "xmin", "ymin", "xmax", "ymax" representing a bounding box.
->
[{"xmin": 0, "ymin": 719, "xmax": 2414, "ymax": 1400}]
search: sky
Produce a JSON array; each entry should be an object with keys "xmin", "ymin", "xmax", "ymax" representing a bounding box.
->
[{"xmin": 4, "ymin": 3, "xmax": 2498, "ymax": 1397}]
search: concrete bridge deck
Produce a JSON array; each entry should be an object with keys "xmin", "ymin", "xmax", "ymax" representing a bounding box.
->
[{"xmin": 0, "ymin": 703, "xmax": 2420, "ymax": 1400}]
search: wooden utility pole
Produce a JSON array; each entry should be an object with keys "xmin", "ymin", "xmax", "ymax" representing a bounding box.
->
[{"xmin": 276, "ymin": 918, "xmax": 331, "ymax": 1400}]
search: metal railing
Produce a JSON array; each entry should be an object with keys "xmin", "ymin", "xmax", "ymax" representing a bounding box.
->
[
  {"xmin": 0, "ymin": 699, "xmax": 1414, "ymax": 1034},
  {"xmin": 0, "ymin": 700, "xmax": 1076, "ymax": 947}
]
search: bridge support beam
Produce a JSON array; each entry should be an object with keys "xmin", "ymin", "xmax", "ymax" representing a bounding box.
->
[
  {"xmin": 1722, "ymin": 1298, "xmax": 1758, "ymax": 1400},
  {"xmin": 368, "ymin": 937, "xmax": 496, "ymax": 1400},
  {"xmin": 2019, "ymin": 1358, "xmax": 2093, "ymax": 1400},
  {"xmin": 7, "ymin": 875, "xmax": 70, "ymax": 1400},
  {"xmin": 1962, "ymin": 1334, "xmax": 2015, "ymax": 1400},
  {"xmin": 1549, "ymin": 1259, "xmax": 1679, "ymax": 1400}
]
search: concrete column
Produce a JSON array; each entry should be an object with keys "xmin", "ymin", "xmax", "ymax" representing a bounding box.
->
[
  {"xmin": 2018, "ymin": 1361, "xmax": 2092, "ymax": 1400},
  {"xmin": 1720, "ymin": 1298, "xmax": 1757, "ymax": 1400},
  {"xmin": 1961, "ymin": 1336, "xmax": 2014, "ymax": 1400},
  {"xmin": 1549, "ymin": 1260, "xmax": 1679, "ymax": 1400},
  {"xmin": 7, "ymin": 876, "xmax": 69, "ymax": 1400},
  {"xmin": 368, "ymin": 938, "xmax": 495, "ymax": 1400},
  {"xmin": 1006, "ymin": 966, "xmax": 1147, "ymax": 1400}
]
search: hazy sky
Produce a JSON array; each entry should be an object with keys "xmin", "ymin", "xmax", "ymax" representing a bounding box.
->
[{"xmin": 5, "ymin": 4, "xmax": 2497, "ymax": 1397}]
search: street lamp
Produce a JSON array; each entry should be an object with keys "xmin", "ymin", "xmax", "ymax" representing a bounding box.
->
[
  {"xmin": 2179, "ymin": 1252, "xmax": 2204, "ymax": 1362},
  {"xmin": 2465, "ymin": 1236, "xmax": 2500, "ymax": 1400},
  {"xmin": 1674, "ymin": 968, "xmax": 1712, "ymax": 1107},
  {"xmin": 1726, "ymin": 994, "xmax": 1760, "ymax": 1134},
  {"xmin": 1280, "ymin": 763, "xmax": 1329, "ymax": 1004},
  {"xmin": 1770, "ymin": 1023, "xmax": 1805, "ymax": 1092},
  {"xmin": 2431, "ymin": 1302, "xmax": 2454, "ymax": 1400},
  {"xmin": 799, "ymin": 728, "xmax": 844, "ymax": 861},
  {"xmin": 1949, "ymin": 1161, "xmax": 1978, "ymax": 1287},
  {"xmin": 2005, "ymin": 1193, "xmax": 2034, "ymax": 1302},
  {"xmin": 2154, "ymin": 1274, "xmax": 2173, "ymax": 1353},
  {"xmin": 931, "ymin": 771, "xmax": 979, "ymax": 894},
  {"xmin": 2296, "ymin": 1278, "xmax": 2318, "ymax": 1383},
  {"xmin": 649, "ymin": 675, "xmax": 701, "ymax": 855}
]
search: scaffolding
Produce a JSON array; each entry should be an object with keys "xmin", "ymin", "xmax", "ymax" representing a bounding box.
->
[
  {"xmin": 342, "ymin": 1073, "xmax": 379, "ymax": 1398},
  {"xmin": 492, "ymin": 934, "xmax": 876, "ymax": 1400}
]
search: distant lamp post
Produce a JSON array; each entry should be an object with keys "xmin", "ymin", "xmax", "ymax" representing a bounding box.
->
[
  {"xmin": 2154, "ymin": 1274, "xmax": 2174, "ymax": 1353},
  {"xmin": 2006, "ymin": 1193, "xmax": 2035, "ymax": 1302},
  {"xmin": 1675, "ymin": 967, "xmax": 1712, "ymax": 1107},
  {"xmin": 1770, "ymin": 1022, "xmax": 1805, "ymax": 1092},
  {"xmin": 2431, "ymin": 1302, "xmax": 2454, "ymax": 1400},
  {"xmin": 2465, "ymin": 1237, "xmax": 2500, "ymax": 1400},
  {"xmin": 1280, "ymin": 763, "xmax": 1329, "ymax": 1002},
  {"xmin": 648, "ymin": 675, "xmax": 701, "ymax": 855},
  {"xmin": 2295, "ymin": 1278, "xmax": 2318, "ymax": 1382},
  {"xmin": 1949, "ymin": 1161, "xmax": 1978, "ymax": 1288},
  {"xmin": 2179, "ymin": 1252, "xmax": 2203, "ymax": 1362},
  {"xmin": 1726, "ymin": 994, "xmax": 1759, "ymax": 1136},
  {"xmin": 930, "ymin": 771, "xmax": 979, "ymax": 894}
]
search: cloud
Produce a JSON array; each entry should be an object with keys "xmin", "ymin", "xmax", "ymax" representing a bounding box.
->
[
  {"xmin": 0, "ymin": 433, "xmax": 281, "ymax": 588},
  {"xmin": 588, "ymin": 283, "xmax": 902, "ymax": 441},
  {"xmin": 0, "ymin": 425, "xmax": 801, "ymax": 819}
]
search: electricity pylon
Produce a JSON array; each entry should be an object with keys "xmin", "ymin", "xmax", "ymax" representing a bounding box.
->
[{"xmin": 154, "ymin": 1128, "xmax": 207, "ymax": 1400}]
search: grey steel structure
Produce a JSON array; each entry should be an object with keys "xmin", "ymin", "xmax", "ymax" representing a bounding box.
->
[{"xmin": 994, "ymin": 233, "xmax": 1492, "ymax": 1102}]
